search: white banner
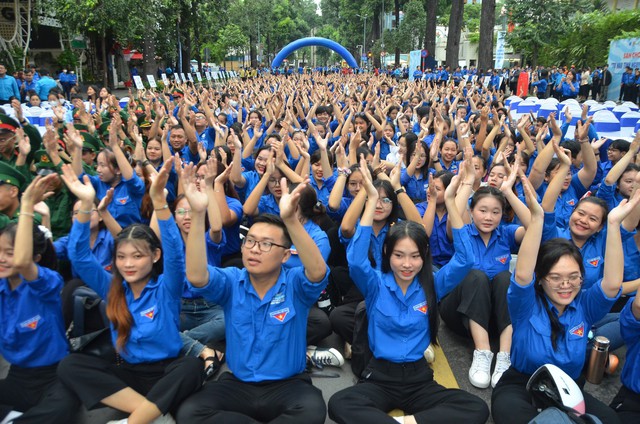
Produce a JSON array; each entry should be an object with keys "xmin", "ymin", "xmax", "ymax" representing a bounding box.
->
[{"xmin": 494, "ymin": 31, "xmax": 506, "ymax": 70}]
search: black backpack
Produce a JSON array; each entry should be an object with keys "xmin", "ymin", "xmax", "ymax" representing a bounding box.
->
[
  {"xmin": 68, "ymin": 286, "xmax": 115, "ymax": 360},
  {"xmin": 350, "ymin": 300, "xmax": 373, "ymax": 378}
]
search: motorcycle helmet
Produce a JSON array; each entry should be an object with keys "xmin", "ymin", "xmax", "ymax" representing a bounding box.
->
[{"xmin": 526, "ymin": 364, "xmax": 586, "ymax": 415}]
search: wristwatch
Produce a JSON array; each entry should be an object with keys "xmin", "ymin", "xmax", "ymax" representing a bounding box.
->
[{"xmin": 394, "ymin": 187, "xmax": 406, "ymax": 195}]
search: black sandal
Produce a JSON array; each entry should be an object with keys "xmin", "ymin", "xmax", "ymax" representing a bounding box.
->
[{"xmin": 203, "ymin": 353, "xmax": 225, "ymax": 380}]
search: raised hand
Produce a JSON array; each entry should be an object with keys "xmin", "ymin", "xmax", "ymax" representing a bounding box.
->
[
  {"xmin": 97, "ymin": 188, "xmax": 114, "ymax": 212},
  {"xmin": 21, "ymin": 174, "xmax": 58, "ymax": 207},
  {"xmin": 149, "ymin": 156, "xmax": 174, "ymax": 204},
  {"xmin": 279, "ymin": 177, "xmax": 308, "ymax": 221},
  {"xmin": 60, "ymin": 164, "xmax": 96, "ymax": 203},
  {"xmin": 181, "ymin": 162, "xmax": 210, "ymax": 213}
]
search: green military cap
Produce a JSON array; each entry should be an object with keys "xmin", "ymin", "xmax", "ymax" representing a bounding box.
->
[
  {"xmin": 0, "ymin": 161, "xmax": 26, "ymax": 189},
  {"xmin": 0, "ymin": 114, "xmax": 20, "ymax": 134},
  {"xmin": 33, "ymin": 150, "xmax": 59, "ymax": 171},
  {"xmin": 98, "ymin": 120, "xmax": 111, "ymax": 136},
  {"xmin": 74, "ymin": 124, "xmax": 89, "ymax": 133},
  {"xmin": 139, "ymin": 120, "xmax": 152, "ymax": 129},
  {"xmin": 81, "ymin": 132, "xmax": 102, "ymax": 152}
]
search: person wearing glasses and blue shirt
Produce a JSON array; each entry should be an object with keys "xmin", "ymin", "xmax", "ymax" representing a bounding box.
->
[
  {"xmin": 177, "ymin": 165, "xmax": 329, "ymax": 424},
  {"xmin": 491, "ymin": 172, "xmax": 640, "ymax": 424}
]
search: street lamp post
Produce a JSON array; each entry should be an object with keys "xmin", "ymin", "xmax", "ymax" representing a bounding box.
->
[{"xmin": 356, "ymin": 14, "xmax": 368, "ymax": 68}]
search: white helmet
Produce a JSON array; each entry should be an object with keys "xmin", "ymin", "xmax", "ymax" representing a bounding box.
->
[{"xmin": 526, "ymin": 364, "xmax": 586, "ymax": 415}]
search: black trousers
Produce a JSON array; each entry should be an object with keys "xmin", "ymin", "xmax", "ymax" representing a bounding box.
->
[
  {"xmin": 439, "ymin": 270, "xmax": 511, "ymax": 337},
  {"xmin": 328, "ymin": 357, "xmax": 489, "ymax": 424},
  {"xmin": 306, "ymin": 305, "xmax": 332, "ymax": 346},
  {"xmin": 57, "ymin": 353, "xmax": 203, "ymax": 414},
  {"xmin": 176, "ymin": 372, "xmax": 326, "ymax": 424},
  {"xmin": 492, "ymin": 367, "xmax": 620, "ymax": 424},
  {"xmin": 329, "ymin": 301, "xmax": 359, "ymax": 343},
  {"xmin": 611, "ymin": 385, "xmax": 640, "ymax": 424},
  {"xmin": 0, "ymin": 364, "xmax": 80, "ymax": 424}
]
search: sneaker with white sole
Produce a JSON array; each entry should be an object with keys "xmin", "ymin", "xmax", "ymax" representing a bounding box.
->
[
  {"xmin": 151, "ymin": 415, "xmax": 176, "ymax": 424},
  {"xmin": 469, "ymin": 349, "xmax": 493, "ymax": 388},
  {"xmin": 424, "ymin": 344, "xmax": 435, "ymax": 363},
  {"xmin": 307, "ymin": 346, "xmax": 344, "ymax": 369},
  {"xmin": 491, "ymin": 351, "xmax": 511, "ymax": 388},
  {"xmin": 106, "ymin": 420, "xmax": 127, "ymax": 424}
]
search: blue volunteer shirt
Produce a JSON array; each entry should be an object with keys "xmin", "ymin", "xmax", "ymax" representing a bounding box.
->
[
  {"xmin": 0, "ymin": 266, "xmax": 68, "ymax": 368},
  {"xmin": 508, "ymin": 275, "xmax": 619, "ymax": 379},
  {"xmin": 620, "ymin": 297, "xmax": 640, "ymax": 394},
  {"xmin": 542, "ymin": 211, "xmax": 637, "ymax": 288},
  {"xmin": 68, "ymin": 217, "xmax": 184, "ymax": 364},
  {"xmin": 85, "ymin": 173, "xmax": 146, "ymax": 227},
  {"xmin": 285, "ymin": 220, "xmax": 330, "ymax": 269},
  {"xmin": 465, "ymin": 223, "xmax": 520, "ymax": 279},
  {"xmin": 346, "ymin": 225, "xmax": 474, "ymax": 362},
  {"xmin": 55, "ymin": 228, "xmax": 114, "ymax": 275},
  {"xmin": 189, "ymin": 265, "xmax": 329, "ymax": 382}
]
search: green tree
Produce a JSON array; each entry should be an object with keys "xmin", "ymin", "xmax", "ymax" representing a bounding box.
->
[
  {"xmin": 478, "ymin": 0, "xmax": 496, "ymax": 70},
  {"xmin": 445, "ymin": 0, "xmax": 464, "ymax": 67},
  {"xmin": 504, "ymin": 0, "xmax": 592, "ymax": 66}
]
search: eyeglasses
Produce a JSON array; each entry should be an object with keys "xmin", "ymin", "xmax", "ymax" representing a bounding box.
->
[
  {"xmin": 242, "ymin": 237, "xmax": 289, "ymax": 252},
  {"xmin": 378, "ymin": 197, "xmax": 393, "ymax": 205},
  {"xmin": 268, "ymin": 178, "xmax": 281, "ymax": 186},
  {"xmin": 175, "ymin": 208, "xmax": 192, "ymax": 216},
  {"xmin": 543, "ymin": 274, "xmax": 584, "ymax": 289}
]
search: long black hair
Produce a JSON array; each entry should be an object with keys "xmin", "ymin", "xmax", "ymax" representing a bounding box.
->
[
  {"xmin": 0, "ymin": 222, "xmax": 57, "ymax": 271},
  {"xmin": 382, "ymin": 221, "xmax": 439, "ymax": 344},
  {"xmin": 534, "ymin": 238, "xmax": 584, "ymax": 350}
]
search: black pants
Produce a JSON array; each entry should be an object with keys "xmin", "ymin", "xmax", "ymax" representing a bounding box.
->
[
  {"xmin": 306, "ymin": 305, "xmax": 332, "ymax": 346},
  {"xmin": 439, "ymin": 270, "xmax": 511, "ymax": 337},
  {"xmin": 328, "ymin": 357, "xmax": 489, "ymax": 424},
  {"xmin": 329, "ymin": 301, "xmax": 359, "ymax": 343},
  {"xmin": 611, "ymin": 385, "xmax": 640, "ymax": 424},
  {"xmin": 176, "ymin": 372, "xmax": 326, "ymax": 423},
  {"xmin": 57, "ymin": 353, "xmax": 203, "ymax": 414},
  {"xmin": 492, "ymin": 367, "xmax": 620, "ymax": 424},
  {"xmin": 0, "ymin": 364, "xmax": 80, "ymax": 424}
]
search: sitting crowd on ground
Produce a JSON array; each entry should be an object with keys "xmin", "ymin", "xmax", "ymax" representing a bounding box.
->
[{"xmin": 1, "ymin": 64, "xmax": 640, "ymax": 424}]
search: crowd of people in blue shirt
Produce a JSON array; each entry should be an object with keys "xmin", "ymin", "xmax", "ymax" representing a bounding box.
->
[{"xmin": 1, "ymin": 64, "xmax": 640, "ymax": 424}]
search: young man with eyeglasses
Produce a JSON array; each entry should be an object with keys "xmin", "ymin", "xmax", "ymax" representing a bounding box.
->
[{"xmin": 178, "ymin": 171, "xmax": 329, "ymax": 424}]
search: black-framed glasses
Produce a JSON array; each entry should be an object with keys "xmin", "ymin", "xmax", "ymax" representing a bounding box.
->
[
  {"xmin": 268, "ymin": 178, "xmax": 281, "ymax": 186},
  {"xmin": 242, "ymin": 237, "xmax": 289, "ymax": 252}
]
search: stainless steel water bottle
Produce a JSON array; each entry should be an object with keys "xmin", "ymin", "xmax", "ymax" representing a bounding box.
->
[{"xmin": 586, "ymin": 336, "xmax": 610, "ymax": 384}]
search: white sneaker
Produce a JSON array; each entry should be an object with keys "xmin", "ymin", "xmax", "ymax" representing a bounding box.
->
[
  {"xmin": 491, "ymin": 351, "xmax": 511, "ymax": 388},
  {"xmin": 308, "ymin": 346, "xmax": 345, "ymax": 369},
  {"xmin": 106, "ymin": 420, "xmax": 127, "ymax": 424},
  {"xmin": 151, "ymin": 415, "xmax": 176, "ymax": 424},
  {"xmin": 424, "ymin": 344, "xmax": 435, "ymax": 363},
  {"xmin": 469, "ymin": 349, "xmax": 493, "ymax": 388}
]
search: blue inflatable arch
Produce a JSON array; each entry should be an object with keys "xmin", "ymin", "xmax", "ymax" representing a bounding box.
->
[{"xmin": 271, "ymin": 37, "xmax": 358, "ymax": 69}]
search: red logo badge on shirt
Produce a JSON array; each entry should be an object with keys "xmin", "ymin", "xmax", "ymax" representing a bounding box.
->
[
  {"xmin": 567, "ymin": 199, "xmax": 576, "ymax": 206},
  {"xmin": 570, "ymin": 322, "xmax": 585, "ymax": 337},
  {"xmin": 20, "ymin": 315, "xmax": 41, "ymax": 330},
  {"xmin": 587, "ymin": 256, "xmax": 602, "ymax": 267},
  {"xmin": 140, "ymin": 306, "xmax": 156, "ymax": 320},
  {"xmin": 495, "ymin": 254, "xmax": 509, "ymax": 264},
  {"xmin": 413, "ymin": 301, "xmax": 428, "ymax": 314},
  {"xmin": 117, "ymin": 196, "xmax": 129, "ymax": 205},
  {"xmin": 270, "ymin": 308, "xmax": 289, "ymax": 322}
]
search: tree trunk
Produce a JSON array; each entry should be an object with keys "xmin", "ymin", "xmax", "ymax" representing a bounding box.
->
[
  {"xmin": 445, "ymin": 0, "xmax": 464, "ymax": 67},
  {"xmin": 478, "ymin": 0, "xmax": 496, "ymax": 70},
  {"xmin": 142, "ymin": 34, "xmax": 156, "ymax": 76},
  {"xmin": 250, "ymin": 34, "xmax": 258, "ymax": 68},
  {"xmin": 101, "ymin": 34, "xmax": 108, "ymax": 88},
  {"xmin": 423, "ymin": 0, "xmax": 438, "ymax": 56},
  {"xmin": 394, "ymin": 0, "xmax": 400, "ymax": 66}
]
